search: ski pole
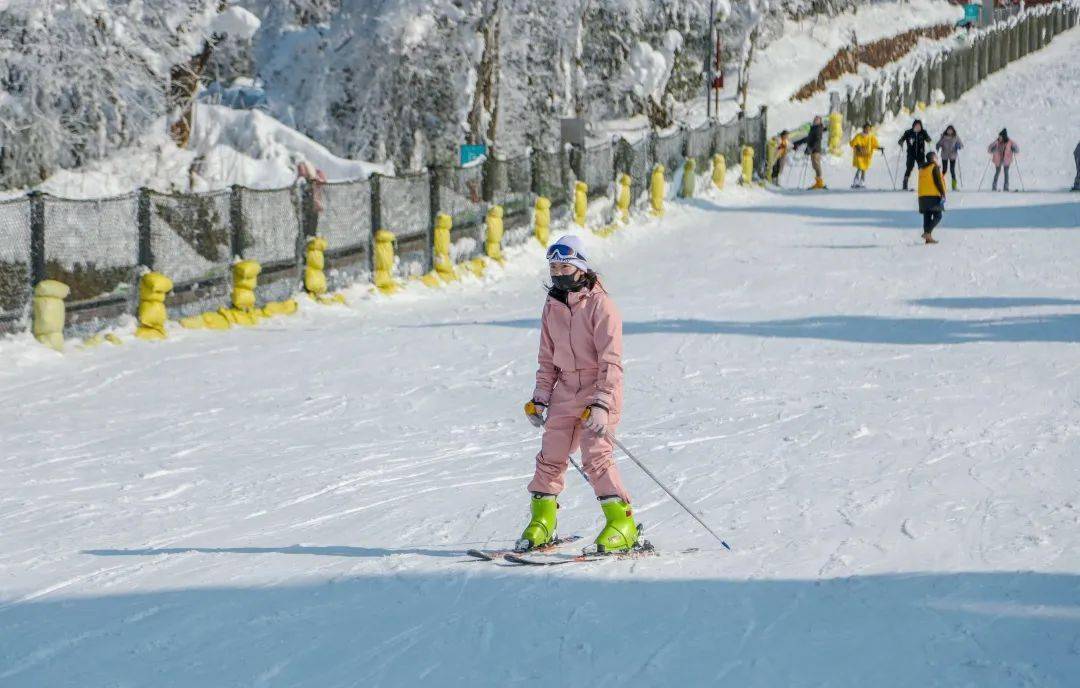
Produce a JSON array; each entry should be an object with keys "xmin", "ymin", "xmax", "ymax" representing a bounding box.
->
[
  {"xmin": 568, "ymin": 456, "xmax": 589, "ymax": 484},
  {"xmin": 893, "ymin": 147, "xmax": 904, "ymax": 190},
  {"xmin": 957, "ymin": 153, "xmax": 964, "ymax": 189},
  {"xmin": 977, "ymin": 158, "xmax": 991, "ymax": 191},
  {"xmin": 881, "ymin": 149, "xmax": 897, "ymax": 190},
  {"xmin": 582, "ymin": 410, "xmax": 731, "ymax": 550},
  {"xmin": 1014, "ymin": 159, "xmax": 1025, "ymax": 191}
]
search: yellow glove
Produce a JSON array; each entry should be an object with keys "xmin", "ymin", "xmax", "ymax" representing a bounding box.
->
[{"xmin": 524, "ymin": 400, "xmax": 547, "ymax": 428}]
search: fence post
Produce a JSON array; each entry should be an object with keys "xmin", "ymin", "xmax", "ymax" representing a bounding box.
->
[
  {"xmin": 300, "ymin": 181, "xmax": 317, "ymax": 240},
  {"xmin": 229, "ymin": 184, "xmax": 244, "ymax": 260},
  {"xmin": 369, "ymin": 175, "xmax": 382, "ymax": 280},
  {"xmin": 758, "ymin": 105, "xmax": 768, "ymax": 178},
  {"xmin": 137, "ymin": 187, "xmax": 153, "ymax": 269},
  {"xmin": 28, "ymin": 191, "xmax": 45, "ymax": 287}
]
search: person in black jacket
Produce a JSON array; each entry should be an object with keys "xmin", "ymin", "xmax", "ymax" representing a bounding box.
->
[
  {"xmin": 793, "ymin": 115, "xmax": 826, "ymax": 189},
  {"xmin": 898, "ymin": 119, "xmax": 932, "ymax": 190}
]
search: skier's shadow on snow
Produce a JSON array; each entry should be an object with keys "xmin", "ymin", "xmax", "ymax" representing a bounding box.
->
[
  {"xmin": 84, "ymin": 545, "xmax": 464, "ymax": 559},
  {"xmin": 911, "ymin": 297, "xmax": 1080, "ymax": 309},
  {"xmin": 684, "ymin": 197, "xmax": 1080, "ymax": 230},
  {"xmin": 472, "ymin": 312, "xmax": 1080, "ymax": 344},
  {"xmin": 4, "ymin": 571, "xmax": 1080, "ymax": 685}
]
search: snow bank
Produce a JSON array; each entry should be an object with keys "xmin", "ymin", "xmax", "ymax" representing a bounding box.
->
[
  {"xmin": 749, "ymin": 0, "xmax": 965, "ymax": 109},
  {"xmin": 28, "ymin": 105, "xmax": 393, "ymax": 200},
  {"xmin": 669, "ymin": 0, "xmax": 965, "ymax": 128}
]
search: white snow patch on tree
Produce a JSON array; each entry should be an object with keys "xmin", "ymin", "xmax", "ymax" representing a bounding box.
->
[{"xmin": 210, "ymin": 6, "xmax": 261, "ymax": 41}]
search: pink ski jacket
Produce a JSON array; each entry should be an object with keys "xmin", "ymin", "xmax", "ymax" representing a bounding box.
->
[
  {"xmin": 532, "ymin": 283, "xmax": 623, "ymax": 414},
  {"xmin": 988, "ymin": 138, "xmax": 1019, "ymax": 166}
]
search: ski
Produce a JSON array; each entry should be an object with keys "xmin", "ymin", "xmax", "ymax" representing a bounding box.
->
[
  {"xmin": 503, "ymin": 542, "xmax": 700, "ymax": 567},
  {"xmin": 464, "ymin": 535, "xmax": 582, "ymax": 562}
]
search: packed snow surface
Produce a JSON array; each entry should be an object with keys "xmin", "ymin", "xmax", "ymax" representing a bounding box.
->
[{"xmin": 3, "ymin": 183, "xmax": 1080, "ymax": 685}]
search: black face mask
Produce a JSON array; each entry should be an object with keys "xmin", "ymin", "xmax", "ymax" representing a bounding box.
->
[{"xmin": 551, "ymin": 273, "xmax": 586, "ymax": 292}]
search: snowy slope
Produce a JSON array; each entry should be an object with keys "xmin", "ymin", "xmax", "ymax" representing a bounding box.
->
[
  {"xmin": 779, "ymin": 25, "xmax": 1080, "ymax": 192},
  {"xmin": 872, "ymin": 24, "xmax": 1080, "ymax": 191},
  {"xmin": 3, "ymin": 21, "xmax": 1080, "ymax": 688}
]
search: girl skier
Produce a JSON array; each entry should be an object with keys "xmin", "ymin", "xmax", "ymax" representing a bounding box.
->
[
  {"xmin": 520, "ymin": 235, "xmax": 639, "ymax": 554},
  {"xmin": 988, "ymin": 129, "xmax": 1020, "ymax": 191},
  {"xmin": 935, "ymin": 125, "xmax": 964, "ymax": 190},
  {"xmin": 849, "ymin": 123, "xmax": 882, "ymax": 188}
]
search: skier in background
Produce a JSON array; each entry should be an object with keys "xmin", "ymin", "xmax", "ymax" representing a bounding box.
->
[
  {"xmin": 1071, "ymin": 141, "xmax": 1080, "ymax": 191},
  {"xmin": 935, "ymin": 125, "xmax": 964, "ymax": 190},
  {"xmin": 771, "ymin": 130, "xmax": 792, "ymax": 184},
  {"xmin": 918, "ymin": 151, "xmax": 947, "ymax": 244},
  {"xmin": 849, "ymin": 123, "xmax": 882, "ymax": 188},
  {"xmin": 793, "ymin": 116, "xmax": 826, "ymax": 189},
  {"xmin": 899, "ymin": 119, "xmax": 932, "ymax": 190},
  {"xmin": 988, "ymin": 129, "xmax": 1020, "ymax": 191},
  {"xmin": 520, "ymin": 235, "xmax": 640, "ymax": 554}
]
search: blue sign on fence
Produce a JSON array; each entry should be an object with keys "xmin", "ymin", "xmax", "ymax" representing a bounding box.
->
[
  {"xmin": 460, "ymin": 144, "xmax": 488, "ymax": 166},
  {"xmin": 958, "ymin": 3, "xmax": 981, "ymax": 26}
]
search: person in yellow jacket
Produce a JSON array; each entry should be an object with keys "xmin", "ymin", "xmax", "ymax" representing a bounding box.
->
[
  {"xmin": 849, "ymin": 123, "xmax": 882, "ymax": 189},
  {"xmin": 917, "ymin": 151, "xmax": 946, "ymax": 244}
]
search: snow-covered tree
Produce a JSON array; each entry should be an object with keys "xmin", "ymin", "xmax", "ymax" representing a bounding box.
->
[{"xmin": 0, "ymin": 0, "xmax": 250, "ymax": 189}]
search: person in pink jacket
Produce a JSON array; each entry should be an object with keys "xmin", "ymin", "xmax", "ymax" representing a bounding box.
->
[
  {"xmin": 988, "ymin": 128, "xmax": 1020, "ymax": 191},
  {"xmin": 518, "ymin": 235, "xmax": 640, "ymax": 554}
]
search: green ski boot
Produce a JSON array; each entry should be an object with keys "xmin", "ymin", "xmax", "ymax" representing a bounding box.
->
[
  {"xmin": 594, "ymin": 497, "xmax": 640, "ymax": 553},
  {"xmin": 515, "ymin": 493, "xmax": 558, "ymax": 552}
]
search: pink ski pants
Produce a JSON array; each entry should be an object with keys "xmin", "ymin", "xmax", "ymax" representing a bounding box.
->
[{"xmin": 528, "ymin": 370, "xmax": 630, "ymax": 503}]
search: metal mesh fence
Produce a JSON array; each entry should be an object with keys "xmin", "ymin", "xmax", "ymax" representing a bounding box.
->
[
  {"xmin": 531, "ymin": 148, "xmax": 570, "ymax": 207},
  {"xmin": 0, "ymin": 198, "xmax": 31, "ymax": 322},
  {"xmin": 43, "ymin": 193, "xmax": 138, "ymax": 304},
  {"xmin": 714, "ymin": 119, "xmax": 742, "ymax": 166},
  {"xmin": 652, "ymin": 128, "xmax": 685, "ymax": 179},
  {"xmin": 316, "ymin": 178, "xmax": 372, "ymax": 289},
  {"xmin": 379, "ymin": 172, "xmax": 432, "ymax": 276},
  {"xmin": 238, "ymin": 186, "xmax": 301, "ymax": 267},
  {"xmin": 433, "ymin": 164, "xmax": 485, "ymax": 263},
  {"xmin": 578, "ymin": 141, "xmax": 615, "ymax": 199},
  {"xmin": 685, "ymin": 123, "xmax": 713, "ymax": 168},
  {"xmin": 613, "ymin": 135, "xmax": 652, "ymax": 206},
  {"xmin": 148, "ymin": 190, "xmax": 232, "ymax": 286},
  {"xmin": 485, "ymin": 154, "xmax": 533, "ymax": 219}
]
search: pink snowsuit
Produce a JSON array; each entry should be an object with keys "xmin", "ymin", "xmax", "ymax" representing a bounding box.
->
[
  {"xmin": 528, "ymin": 283, "xmax": 630, "ymax": 503},
  {"xmin": 988, "ymin": 138, "xmax": 1019, "ymax": 167}
]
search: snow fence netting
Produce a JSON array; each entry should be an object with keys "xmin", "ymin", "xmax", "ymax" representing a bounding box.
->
[
  {"xmin": 576, "ymin": 140, "xmax": 614, "ymax": 200},
  {"xmin": 318, "ymin": 178, "xmax": 373, "ymax": 291},
  {"xmin": 614, "ymin": 135, "xmax": 653, "ymax": 206},
  {"xmin": 378, "ymin": 172, "xmax": 431, "ymax": 277},
  {"xmin": 237, "ymin": 186, "xmax": 303, "ymax": 303},
  {"xmin": 484, "ymin": 153, "xmax": 534, "ymax": 244},
  {"xmin": 433, "ymin": 164, "xmax": 485, "ymax": 264},
  {"xmin": 0, "ymin": 197, "xmax": 32, "ymax": 331},
  {"xmin": 43, "ymin": 193, "xmax": 139, "ymax": 306},
  {"xmin": 531, "ymin": 148, "xmax": 571, "ymax": 211},
  {"xmin": 652, "ymin": 128, "xmax": 686, "ymax": 182}
]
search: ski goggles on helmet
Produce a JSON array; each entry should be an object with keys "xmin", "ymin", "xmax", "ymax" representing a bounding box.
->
[{"xmin": 546, "ymin": 243, "xmax": 585, "ymax": 263}]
